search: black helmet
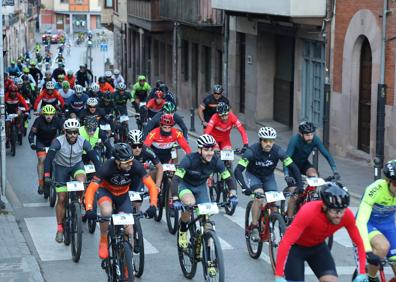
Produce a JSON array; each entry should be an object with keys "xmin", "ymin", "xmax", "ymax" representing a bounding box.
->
[
  {"xmin": 98, "ymin": 76, "xmax": 105, "ymax": 83},
  {"xmin": 112, "ymin": 143, "xmax": 133, "ymax": 161},
  {"xmin": 298, "ymin": 121, "xmax": 316, "ymax": 134},
  {"xmin": 320, "ymin": 182, "xmax": 350, "ymax": 209},
  {"xmin": 216, "ymin": 102, "xmax": 230, "ymax": 115},
  {"xmin": 155, "ymin": 80, "xmax": 164, "ymax": 88},
  {"xmin": 84, "ymin": 116, "xmax": 98, "ymax": 132},
  {"xmin": 212, "ymin": 84, "xmax": 223, "ymax": 94},
  {"xmin": 383, "ymin": 160, "xmax": 396, "ymax": 180},
  {"xmin": 159, "ymin": 83, "xmax": 168, "ymax": 93}
]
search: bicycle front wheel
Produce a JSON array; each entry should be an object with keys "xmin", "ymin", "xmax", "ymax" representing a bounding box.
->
[
  {"xmin": 245, "ymin": 200, "xmax": 263, "ymax": 259},
  {"xmin": 71, "ymin": 202, "xmax": 82, "ymax": 262},
  {"xmin": 177, "ymin": 220, "xmax": 197, "ymax": 279},
  {"xmin": 10, "ymin": 125, "xmax": 17, "ymax": 157},
  {"xmin": 202, "ymin": 229, "xmax": 225, "ymax": 282},
  {"xmin": 49, "ymin": 184, "xmax": 56, "ymax": 207},
  {"xmin": 268, "ymin": 212, "xmax": 286, "ymax": 273},
  {"xmin": 133, "ymin": 219, "xmax": 145, "ymax": 277},
  {"xmin": 165, "ymin": 183, "xmax": 179, "ymax": 234},
  {"xmin": 120, "ymin": 242, "xmax": 135, "ymax": 282},
  {"xmin": 154, "ymin": 181, "xmax": 165, "ymax": 222}
]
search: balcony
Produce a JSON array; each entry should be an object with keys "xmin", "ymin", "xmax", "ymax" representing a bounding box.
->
[
  {"xmin": 160, "ymin": 0, "xmax": 223, "ymax": 26},
  {"xmin": 212, "ymin": 0, "xmax": 326, "ymax": 18},
  {"xmin": 127, "ymin": 0, "xmax": 173, "ymax": 32}
]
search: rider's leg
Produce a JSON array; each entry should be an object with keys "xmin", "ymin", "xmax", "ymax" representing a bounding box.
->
[
  {"xmin": 306, "ymin": 243, "xmax": 338, "ymax": 282},
  {"xmin": 367, "ymin": 232, "xmax": 389, "ymax": 278},
  {"xmin": 37, "ymin": 151, "xmax": 46, "ymax": 191},
  {"xmin": 251, "ymin": 187, "xmax": 264, "ymax": 225},
  {"xmin": 179, "ymin": 189, "xmax": 195, "ymax": 228},
  {"xmin": 98, "ymin": 193, "xmax": 112, "ymax": 259}
]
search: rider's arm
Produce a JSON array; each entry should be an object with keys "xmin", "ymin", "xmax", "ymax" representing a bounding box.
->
[
  {"xmin": 28, "ymin": 119, "xmax": 39, "ymax": 144},
  {"xmin": 146, "ymin": 147, "xmax": 163, "ymax": 187},
  {"xmin": 99, "ymin": 129, "xmax": 113, "ymax": 156},
  {"xmin": 143, "ymin": 130, "xmax": 155, "ymax": 147},
  {"xmin": 142, "ymin": 175, "xmax": 158, "ymax": 207},
  {"xmin": 174, "ymin": 113, "xmax": 189, "ymax": 141},
  {"xmin": 204, "ymin": 115, "xmax": 216, "ymax": 135},
  {"xmin": 234, "ymin": 161, "xmax": 249, "ymax": 191},
  {"xmin": 175, "ymin": 130, "xmax": 191, "ymax": 154},
  {"xmin": 17, "ymin": 94, "xmax": 30, "ymax": 111},
  {"xmin": 83, "ymin": 140, "xmax": 101, "ymax": 170},
  {"xmin": 217, "ymin": 159, "xmax": 236, "ymax": 192},
  {"xmin": 33, "ymin": 92, "xmax": 44, "ymax": 111},
  {"xmin": 314, "ymin": 136, "xmax": 337, "ymax": 172},
  {"xmin": 85, "ymin": 176, "xmax": 101, "ymax": 210},
  {"xmin": 344, "ymin": 209, "xmax": 367, "ymax": 274},
  {"xmin": 197, "ymin": 104, "xmax": 206, "ymax": 123},
  {"xmin": 55, "ymin": 91, "xmax": 65, "ymax": 109},
  {"xmin": 230, "ymin": 113, "xmax": 248, "ymax": 145},
  {"xmin": 43, "ymin": 139, "xmax": 61, "ymax": 176}
]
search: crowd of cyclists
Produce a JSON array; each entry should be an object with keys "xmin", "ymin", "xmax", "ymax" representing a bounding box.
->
[{"xmin": 3, "ymin": 37, "xmax": 396, "ymax": 282}]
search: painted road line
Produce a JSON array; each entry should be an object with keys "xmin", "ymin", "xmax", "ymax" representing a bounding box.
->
[
  {"xmin": 23, "ymin": 202, "xmax": 50, "ymax": 208},
  {"xmin": 24, "ymin": 217, "xmax": 71, "ymax": 261},
  {"xmin": 144, "ymin": 238, "xmax": 159, "ymax": 254},
  {"xmin": 224, "ymin": 206, "xmax": 245, "ymax": 229}
]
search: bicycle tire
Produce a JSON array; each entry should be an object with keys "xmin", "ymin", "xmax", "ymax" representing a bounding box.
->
[
  {"xmin": 63, "ymin": 207, "xmax": 71, "ymax": 246},
  {"xmin": 177, "ymin": 219, "xmax": 198, "ymax": 279},
  {"xmin": 268, "ymin": 212, "xmax": 286, "ymax": 273},
  {"xmin": 88, "ymin": 218, "xmax": 96, "ymax": 234},
  {"xmin": 10, "ymin": 125, "xmax": 17, "ymax": 157},
  {"xmin": 245, "ymin": 200, "xmax": 263, "ymax": 259},
  {"xmin": 49, "ymin": 184, "xmax": 56, "ymax": 207},
  {"xmin": 120, "ymin": 242, "xmax": 135, "ymax": 282},
  {"xmin": 133, "ymin": 219, "xmax": 144, "ymax": 277},
  {"xmin": 154, "ymin": 181, "xmax": 165, "ymax": 222},
  {"xmin": 223, "ymin": 183, "xmax": 236, "ymax": 216},
  {"xmin": 202, "ymin": 229, "xmax": 225, "ymax": 282},
  {"xmin": 166, "ymin": 182, "xmax": 179, "ymax": 235},
  {"xmin": 71, "ymin": 202, "xmax": 82, "ymax": 262}
]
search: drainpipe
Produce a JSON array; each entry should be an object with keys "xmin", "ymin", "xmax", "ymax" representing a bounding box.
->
[
  {"xmin": 0, "ymin": 5, "xmax": 5, "ymax": 197},
  {"xmin": 375, "ymin": 0, "xmax": 388, "ymax": 179},
  {"xmin": 172, "ymin": 22, "xmax": 179, "ymax": 92},
  {"xmin": 222, "ymin": 12, "xmax": 229, "ymax": 97}
]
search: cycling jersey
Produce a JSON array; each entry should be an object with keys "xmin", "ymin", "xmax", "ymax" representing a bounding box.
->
[
  {"xmin": 148, "ymin": 88, "xmax": 176, "ymax": 105},
  {"xmin": 113, "ymin": 91, "xmax": 132, "ymax": 115},
  {"xmin": 28, "ymin": 115, "xmax": 63, "ymax": 147},
  {"xmin": 286, "ymin": 134, "xmax": 337, "ymax": 172},
  {"xmin": 68, "ymin": 93, "xmax": 89, "ymax": 112},
  {"xmin": 275, "ymin": 200, "xmax": 366, "ymax": 277},
  {"xmin": 75, "ymin": 70, "xmax": 90, "ymax": 87},
  {"xmin": 134, "ymin": 146, "xmax": 160, "ymax": 167},
  {"xmin": 200, "ymin": 94, "xmax": 230, "ymax": 122},
  {"xmin": 34, "ymin": 89, "xmax": 65, "ymax": 111},
  {"xmin": 113, "ymin": 75, "xmax": 125, "ymax": 89},
  {"xmin": 59, "ymin": 89, "xmax": 75, "ymax": 103},
  {"xmin": 146, "ymin": 98, "xmax": 165, "ymax": 118},
  {"xmin": 52, "ymin": 68, "xmax": 65, "ymax": 80},
  {"xmin": 356, "ymin": 179, "xmax": 396, "ymax": 252},
  {"xmin": 143, "ymin": 111, "xmax": 188, "ymax": 140},
  {"xmin": 204, "ymin": 112, "xmax": 248, "ymax": 148},
  {"xmin": 99, "ymin": 82, "xmax": 114, "ymax": 93},
  {"xmin": 5, "ymin": 92, "xmax": 29, "ymax": 113},
  {"xmin": 144, "ymin": 127, "xmax": 191, "ymax": 163},
  {"xmin": 84, "ymin": 159, "xmax": 158, "ymax": 209},
  {"xmin": 65, "ymin": 75, "xmax": 76, "ymax": 89},
  {"xmin": 79, "ymin": 107, "xmax": 106, "ymax": 125},
  {"xmin": 79, "ymin": 127, "xmax": 107, "ymax": 149},
  {"xmin": 132, "ymin": 82, "xmax": 151, "ymax": 100}
]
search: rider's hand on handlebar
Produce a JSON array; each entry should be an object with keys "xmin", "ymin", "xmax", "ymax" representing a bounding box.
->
[
  {"xmin": 333, "ymin": 171, "xmax": 341, "ymax": 181},
  {"xmin": 30, "ymin": 143, "xmax": 36, "ymax": 150},
  {"xmin": 284, "ymin": 176, "xmax": 296, "ymax": 187},
  {"xmin": 172, "ymin": 199, "xmax": 184, "ymax": 211},
  {"xmin": 352, "ymin": 274, "xmax": 368, "ymax": 282},
  {"xmin": 144, "ymin": 206, "xmax": 157, "ymax": 218},
  {"xmin": 85, "ymin": 209, "xmax": 97, "ymax": 220},
  {"xmin": 240, "ymin": 144, "xmax": 249, "ymax": 154}
]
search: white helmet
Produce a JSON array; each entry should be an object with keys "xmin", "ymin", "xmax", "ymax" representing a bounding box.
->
[
  {"xmin": 46, "ymin": 81, "xmax": 55, "ymax": 90},
  {"xmin": 75, "ymin": 84, "xmax": 84, "ymax": 93},
  {"xmin": 128, "ymin": 129, "xmax": 143, "ymax": 144},
  {"xmin": 63, "ymin": 118, "xmax": 80, "ymax": 130},
  {"xmin": 105, "ymin": 70, "xmax": 112, "ymax": 78},
  {"xmin": 87, "ymin": 97, "xmax": 98, "ymax": 107},
  {"xmin": 258, "ymin": 127, "xmax": 277, "ymax": 139},
  {"xmin": 90, "ymin": 83, "xmax": 99, "ymax": 92},
  {"xmin": 196, "ymin": 134, "xmax": 217, "ymax": 148},
  {"xmin": 113, "ymin": 69, "xmax": 120, "ymax": 75}
]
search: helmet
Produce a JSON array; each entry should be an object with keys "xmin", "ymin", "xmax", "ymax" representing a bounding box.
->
[
  {"xmin": 10, "ymin": 60, "xmax": 15, "ymax": 65},
  {"xmin": 45, "ymin": 70, "xmax": 52, "ymax": 76},
  {"xmin": 196, "ymin": 134, "xmax": 217, "ymax": 148},
  {"xmin": 9, "ymin": 85, "xmax": 18, "ymax": 92},
  {"xmin": 383, "ymin": 160, "xmax": 396, "ymax": 180},
  {"xmin": 160, "ymin": 114, "xmax": 175, "ymax": 126},
  {"xmin": 14, "ymin": 77, "xmax": 23, "ymax": 85},
  {"xmin": 258, "ymin": 127, "xmax": 277, "ymax": 139},
  {"xmin": 116, "ymin": 82, "xmax": 126, "ymax": 90},
  {"xmin": 30, "ymin": 60, "xmax": 36, "ymax": 66},
  {"xmin": 87, "ymin": 97, "xmax": 99, "ymax": 107},
  {"xmin": 298, "ymin": 121, "xmax": 316, "ymax": 134},
  {"xmin": 23, "ymin": 67, "xmax": 29, "ymax": 73},
  {"xmin": 57, "ymin": 74, "xmax": 65, "ymax": 80},
  {"xmin": 75, "ymin": 84, "xmax": 84, "ymax": 93},
  {"xmin": 212, "ymin": 84, "xmax": 223, "ymax": 94},
  {"xmin": 62, "ymin": 81, "xmax": 70, "ymax": 88},
  {"xmin": 138, "ymin": 75, "xmax": 146, "ymax": 81},
  {"xmin": 159, "ymin": 83, "xmax": 168, "ymax": 93},
  {"xmin": 67, "ymin": 69, "xmax": 74, "ymax": 75},
  {"xmin": 112, "ymin": 143, "xmax": 134, "ymax": 161},
  {"xmin": 128, "ymin": 129, "xmax": 143, "ymax": 144},
  {"xmin": 90, "ymin": 83, "xmax": 99, "ymax": 92},
  {"xmin": 216, "ymin": 102, "xmax": 230, "ymax": 115},
  {"xmin": 98, "ymin": 76, "xmax": 105, "ymax": 83},
  {"xmin": 155, "ymin": 90, "xmax": 165, "ymax": 99},
  {"xmin": 41, "ymin": 104, "xmax": 56, "ymax": 115},
  {"xmin": 46, "ymin": 81, "xmax": 55, "ymax": 90},
  {"xmin": 113, "ymin": 69, "xmax": 120, "ymax": 75},
  {"xmin": 84, "ymin": 116, "xmax": 98, "ymax": 132},
  {"xmin": 320, "ymin": 182, "xmax": 350, "ymax": 209},
  {"xmin": 162, "ymin": 101, "xmax": 176, "ymax": 114},
  {"xmin": 155, "ymin": 80, "xmax": 164, "ymax": 88},
  {"xmin": 105, "ymin": 70, "xmax": 112, "ymax": 78},
  {"xmin": 63, "ymin": 118, "xmax": 80, "ymax": 130}
]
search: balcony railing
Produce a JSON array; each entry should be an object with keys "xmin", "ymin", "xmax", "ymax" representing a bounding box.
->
[
  {"xmin": 160, "ymin": 0, "xmax": 223, "ymax": 26},
  {"xmin": 127, "ymin": 0, "xmax": 161, "ymax": 21}
]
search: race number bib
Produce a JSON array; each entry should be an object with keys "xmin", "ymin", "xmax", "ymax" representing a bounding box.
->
[
  {"xmin": 112, "ymin": 213, "xmax": 134, "ymax": 225},
  {"xmin": 220, "ymin": 150, "xmax": 234, "ymax": 161},
  {"xmin": 66, "ymin": 181, "xmax": 85, "ymax": 192},
  {"xmin": 84, "ymin": 164, "xmax": 96, "ymax": 174},
  {"xmin": 306, "ymin": 177, "xmax": 326, "ymax": 187},
  {"xmin": 120, "ymin": 115, "xmax": 129, "ymax": 122},
  {"xmin": 162, "ymin": 163, "xmax": 176, "ymax": 172},
  {"xmin": 100, "ymin": 124, "xmax": 111, "ymax": 131},
  {"xmin": 128, "ymin": 191, "xmax": 142, "ymax": 202},
  {"xmin": 265, "ymin": 191, "xmax": 285, "ymax": 203},
  {"xmin": 196, "ymin": 203, "xmax": 219, "ymax": 215}
]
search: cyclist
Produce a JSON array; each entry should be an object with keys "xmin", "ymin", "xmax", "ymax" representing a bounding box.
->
[
  {"xmin": 99, "ymin": 90, "xmax": 114, "ymax": 115},
  {"xmin": 128, "ymin": 129, "xmax": 163, "ymax": 204},
  {"xmin": 39, "ymin": 70, "xmax": 56, "ymax": 89},
  {"xmin": 144, "ymin": 114, "xmax": 192, "ymax": 164},
  {"xmin": 79, "ymin": 116, "xmax": 112, "ymax": 162},
  {"xmin": 75, "ymin": 64, "xmax": 91, "ymax": 87},
  {"xmin": 20, "ymin": 67, "xmax": 36, "ymax": 88},
  {"xmin": 147, "ymin": 83, "xmax": 176, "ymax": 106},
  {"xmin": 84, "ymin": 143, "xmax": 158, "ymax": 259},
  {"xmin": 65, "ymin": 69, "xmax": 76, "ymax": 89},
  {"xmin": 28, "ymin": 60, "xmax": 43, "ymax": 86},
  {"xmin": 80, "ymin": 97, "xmax": 106, "ymax": 124},
  {"xmin": 4, "ymin": 72, "xmax": 14, "ymax": 92},
  {"xmin": 67, "ymin": 84, "xmax": 88, "ymax": 119},
  {"xmin": 234, "ymin": 127, "xmax": 303, "ymax": 235},
  {"xmin": 113, "ymin": 82, "xmax": 132, "ymax": 116},
  {"xmin": 143, "ymin": 101, "xmax": 188, "ymax": 140},
  {"xmin": 131, "ymin": 75, "xmax": 151, "ymax": 111},
  {"xmin": 198, "ymin": 84, "xmax": 229, "ymax": 128},
  {"xmin": 58, "ymin": 81, "xmax": 75, "ymax": 105},
  {"xmin": 52, "ymin": 62, "xmax": 66, "ymax": 81},
  {"xmin": 112, "ymin": 69, "xmax": 125, "ymax": 89},
  {"xmin": 98, "ymin": 76, "xmax": 114, "ymax": 93},
  {"xmin": 87, "ymin": 83, "xmax": 102, "ymax": 99},
  {"xmin": 356, "ymin": 160, "xmax": 396, "ymax": 282},
  {"xmin": 43, "ymin": 119, "xmax": 100, "ymax": 243},
  {"xmin": 146, "ymin": 90, "xmax": 166, "ymax": 119},
  {"xmin": 275, "ymin": 183, "xmax": 367, "ymax": 282},
  {"xmin": 171, "ymin": 134, "xmax": 238, "ymax": 249},
  {"xmin": 34, "ymin": 81, "xmax": 65, "ymax": 112},
  {"xmin": 104, "ymin": 70, "xmax": 114, "ymax": 87},
  {"xmin": 7, "ymin": 60, "xmax": 21, "ymax": 76},
  {"xmin": 28, "ymin": 105, "xmax": 63, "ymax": 194},
  {"xmin": 5, "ymin": 84, "xmax": 30, "ymax": 114}
]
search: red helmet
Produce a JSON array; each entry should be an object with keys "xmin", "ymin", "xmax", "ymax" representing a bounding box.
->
[
  {"xmin": 160, "ymin": 114, "xmax": 175, "ymax": 126},
  {"xmin": 155, "ymin": 90, "xmax": 164, "ymax": 99},
  {"xmin": 9, "ymin": 85, "xmax": 18, "ymax": 92}
]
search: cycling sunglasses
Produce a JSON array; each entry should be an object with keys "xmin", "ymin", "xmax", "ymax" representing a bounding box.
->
[
  {"xmin": 120, "ymin": 159, "xmax": 133, "ymax": 165},
  {"xmin": 131, "ymin": 144, "xmax": 143, "ymax": 149},
  {"xmin": 65, "ymin": 130, "xmax": 79, "ymax": 135}
]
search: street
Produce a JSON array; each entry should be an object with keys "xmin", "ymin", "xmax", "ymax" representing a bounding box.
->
[{"xmin": 4, "ymin": 39, "xmax": 386, "ymax": 282}]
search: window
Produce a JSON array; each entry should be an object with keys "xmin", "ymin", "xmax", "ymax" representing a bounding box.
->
[
  {"xmin": 181, "ymin": 40, "xmax": 189, "ymax": 82},
  {"xmin": 203, "ymin": 46, "xmax": 211, "ymax": 92},
  {"xmin": 105, "ymin": 0, "xmax": 113, "ymax": 8},
  {"xmin": 114, "ymin": 0, "xmax": 119, "ymax": 13},
  {"xmin": 238, "ymin": 33, "xmax": 246, "ymax": 113},
  {"xmin": 75, "ymin": 0, "xmax": 83, "ymax": 4}
]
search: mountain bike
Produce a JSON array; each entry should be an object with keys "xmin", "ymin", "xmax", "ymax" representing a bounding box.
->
[
  {"xmin": 6, "ymin": 113, "xmax": 19, "ymax": 157},
  {"xmin": 114, "ymin": 114, "xmax": 129, "ymax": 143},
  {"xmin": 351, "ymin": 258, "xmax": 396, "ymax": 282},
  {"xmin": 177, "ymin": 202, "xmax": 228, "ymax": 282},
  {"xmin": 245, "ymin": 191, "xmax": 286, "ymax": 273}
]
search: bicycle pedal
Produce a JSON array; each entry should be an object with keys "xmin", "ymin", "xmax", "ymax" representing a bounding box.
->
[{"xmin": 101, "ymin": 259, "xmax": 108, "ymax": 270}]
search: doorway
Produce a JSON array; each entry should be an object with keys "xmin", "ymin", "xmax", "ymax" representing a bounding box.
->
[{"xmin": 357, "ymin": 37, "xmax": 372, "ymax": 153}]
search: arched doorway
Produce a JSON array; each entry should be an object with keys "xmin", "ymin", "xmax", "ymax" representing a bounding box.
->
[{"xmin": 357, "ymin": 37, "xmax": 372, "ymax": 153}]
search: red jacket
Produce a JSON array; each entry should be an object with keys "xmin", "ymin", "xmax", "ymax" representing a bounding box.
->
[
  {"xmin": 99, "ymin": 82, "xmax": 114, "ymax": 93},
  {"xmin": 144, "ymin": 127, "xmax": 191, "ymax": 154},
  {"xmin": 65, "ymin": 75, "xmax": 76, "ymax": 89},
  {"xmin": 5, "ymin": 92, "xmax": 29, "ymax": 113},
  {"xmin": 34, "ymin": 89, "xmax": 65, "ymax": 111}
]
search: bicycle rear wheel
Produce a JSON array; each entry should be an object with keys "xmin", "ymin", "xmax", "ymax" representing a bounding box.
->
[
  {"xmin": 245, "ymin": 200, "xmax": 263, "ymax": 259},
  {"xmin": 64, "ymin": 207, "xmax": 71, "ymax": 246},
  {"xmin": 223, "ymin": 185, "xmax": 236, "ymax": 216},
  {"xmin": 120, "ymin": 242, "xmax": 135, "ymax": 282},
  {"xmin": 202, "ymin": 229, "xmax": 225, "ymax": 282},
  {"xmin": 133, "ymin": 219, "xmax": 144, "ymax": 277},
  {"xmin": 177, "ymin": 220, "xmax": 197, "ymax": 279},
  {"xmin": 10, "ymin": 125, "xmax": 17, "ymax": 157},
  {"xmin": 166, "ymin": 182, "xmax": 179, "ymax": 235},
  {"xmin": 268, "ymin": 212, "xmax": 286, "ymax": 273},
  {"xmin": 71, "ymin": 202, "xmax": 82, "ymax": 262}
]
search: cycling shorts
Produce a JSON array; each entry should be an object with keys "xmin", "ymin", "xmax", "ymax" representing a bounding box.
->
[
  {"xmin": 36, "ymin": 140, "xmax": 51, "ymax": 157},
  {"xmin": 178, "ymin": 181, "xmax": 210, "ymax": 204},
  {"xmin": 97, "ymin": 188, "xmax": 133, "ymax": 214},
  {"xmin": 245, "ymin": 171, "xmax": 277, "ymax": 192},
  {"xmin": 213, "ymin": 136, "xmax": 232, "ymax": 150},
  {"xmin": 368, "ymin": 220, "xmax": 396, "ymax": 259},
  {"xmin": 296, "ymin": 160, "xmax": 315, "ymax": 175},
  {"xmin": 285, "ymin": 242, "xmax": 337, "ymax": 281},
  {"xmin": 54, "ymin": 161, "xmax": 86, "ymax": 193}
]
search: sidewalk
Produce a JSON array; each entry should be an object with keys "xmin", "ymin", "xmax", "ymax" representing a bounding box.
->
[
  {"xmin": 176, "ymin": 107, "xmax": 374, "ymax": 198},
  {"xmin": 0, "ymin": 198, "xmax": 44, "ymax": 282}
]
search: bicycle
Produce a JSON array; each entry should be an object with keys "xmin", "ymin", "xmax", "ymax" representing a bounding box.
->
[
  {"xmin": 245, "ymin": 191, "xmax": 287, "ymax": 273},
  {"xmin": 82, "ymin": 164, "xmax": 97, "ymax": 234},
  {"xmin": 98, "ymin": 213, "xmax": 135, "ymax": 282},
  {"xmin": 6, "ymin": 113, "xmax": 19, "ymax": 157},
  {"xmin": 114, "ymin": 114, "xmax": 129, "ymax": 143},
  {"xmin": 177, "ymin": 202, "xmax": 228, "ymax": 282},
  {"xmin": 134, "ymin": 102, "xmax": 147, "ymax": 132},
  {"xmin": 351, "ymin": 258, "xmax": 396, "ymax": 282},
  {"xmin": 209, "ymin": 149, "xmax": 240, "ymax": 216}
]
